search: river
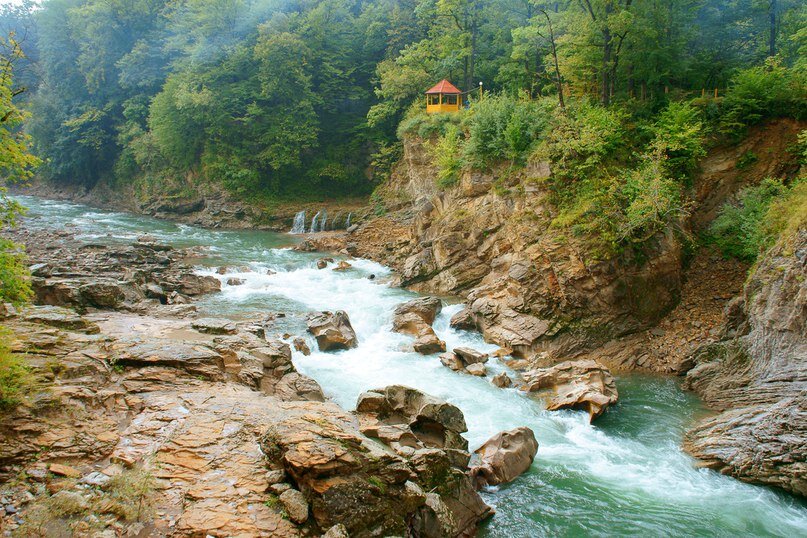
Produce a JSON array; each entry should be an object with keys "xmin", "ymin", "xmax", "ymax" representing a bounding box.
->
[{"xmin": 14, "ymin": 194, "xmax": 807, "ymax": 537}]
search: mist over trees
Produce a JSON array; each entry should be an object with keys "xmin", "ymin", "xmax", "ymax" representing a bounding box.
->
[{"xmin": 2, "ymin": 0, "xmax": 805, "ymax": 198}]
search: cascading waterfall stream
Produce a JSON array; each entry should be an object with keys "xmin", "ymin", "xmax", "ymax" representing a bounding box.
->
[
  {"xmin": 309, "ymin": 210, "xmax": 322, "ymax": 233},
  {"xmin": 290, "ymin": 210, "xmax": 306, "ymax": 234},
  {"xmin": 13, "ymin": 194, "xmax": 807, "ymax": 538},
  {"xmin": 320, "ymin": 209, "xmax": 328, "ymax": 232},
  {"xmin": 346, "ymin": 212, "xmax": 352, "ymax": 228}
]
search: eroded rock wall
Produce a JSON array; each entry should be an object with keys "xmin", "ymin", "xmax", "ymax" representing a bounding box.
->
[{"xmin": 683, "ymin": 230, "xmax": 807, "ymax": 496}]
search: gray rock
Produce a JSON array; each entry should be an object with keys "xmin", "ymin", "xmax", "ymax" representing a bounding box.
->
[{"xmin": 191, "ymin": 318, "xmax": 237, "ymax": 335}]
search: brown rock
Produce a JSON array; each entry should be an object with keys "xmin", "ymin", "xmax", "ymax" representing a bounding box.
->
[
  {"xmin": 49, "ymin": 463, "xmax": 81, "ymax": 478},
  {"xmin": 332, "ymin": 261, "xmax": 352, "ymax": 271},
  {"xmin": 523, "ymin": 359, "xmax": 618, "ymax": 421},
  {"xmin": 470, "ymin": 427, "xmax": 538, "ymax": 488},
  {"xmin": 293, "ymin": 336, "xmax": 311, "ymax": 356},
  {"xmin": 466, "ymin": 363, "xmax": 487, "ymax": 376},
  {"xmin": 279, "ymin": 489, "xmax": 309, "ymax": 524},
  {"xmin": 306, "ymin": 311, "xmax": 358, "ymax": 351},
  {"xmin": 453, "ymin": 347, "xmax": 488, "ymax": 365},
  {"xmin": 449, "ymin": 307, "xmax": 476, "ymax": 331},
  {"xmin": 439, "ymin": 352, "xmax": 464, "ymax": 372},
  {"xmin": 491, "ymin": 372, "xmax": 512, "ymax": 388}
]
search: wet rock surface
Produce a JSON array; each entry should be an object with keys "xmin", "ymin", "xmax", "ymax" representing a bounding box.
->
[
  {"xmin": 306, "ymin": 310, "xmax": 358, "ymax": 351},
  {"xmin": 522, "ymin": 359, "xmax": 618, "ymax": 422},
  {"xmin": 470, "ymin": 427, "xmax": 538, "ymax": 488},
  {"xmin": 392, "ymin": 296, "xmax": 446, "ymax": 355}
]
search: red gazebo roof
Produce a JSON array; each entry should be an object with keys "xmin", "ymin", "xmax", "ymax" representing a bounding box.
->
[{"xmin": 425, "ymin": 79, "xmax": 461, "ymax": 94}]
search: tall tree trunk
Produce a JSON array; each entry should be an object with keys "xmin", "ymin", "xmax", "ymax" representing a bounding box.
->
[
  {"xmin": 541, "ymin": 9, "xmax": 564, "ymax": 109},
  {"xmin": 769, "ymin": 0, "xmax": 777, "ymax": 56}
]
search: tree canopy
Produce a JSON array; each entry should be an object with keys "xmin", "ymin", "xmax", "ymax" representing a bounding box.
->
[{"xmin": 2, "ymin": 0, "xmax": 804, "ymax": 199}]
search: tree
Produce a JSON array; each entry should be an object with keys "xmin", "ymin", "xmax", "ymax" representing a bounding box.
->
[{"xmin": 0, "ymin": 35, "xmax": 40, "ymax": 304}]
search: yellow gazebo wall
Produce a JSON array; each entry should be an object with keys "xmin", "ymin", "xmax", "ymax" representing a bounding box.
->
[{"xmin": 426, "ymin": 93, "xmax": 461, "ymax": 114}]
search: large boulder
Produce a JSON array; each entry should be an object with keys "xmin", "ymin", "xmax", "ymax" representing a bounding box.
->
[
  {"xmin": 162, "ymin": 273, "xmax": 221, "ymax": 296},
  {"xmin": 392, "ymin": 297, "xmax": 446, "ymax": 355},
  {"xmin": 353, "ymin": 386, "xmax": 493, "ymax": 536},
  {"xmin": 306, "ymin": 311, "xmax": 358, "ymax": 351},
  {"xmin": 393, "ymin": 296, "xmax": 443, "ymax": 325},
  {"xmin": 470, "ymin": 427, "xmax": 538, "ymax": 489},
  {"xmin": 522, "ymin": 359, "xmax": 618, "ymax": 421},
  {"xmin": 355, "ymin": 385, "xmax": 468, "ymax": 454}
]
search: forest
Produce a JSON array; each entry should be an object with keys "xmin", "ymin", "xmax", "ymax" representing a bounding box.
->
[{"xmin": 0, "ymin": 0, "xmax": 803, "ymax": 203}]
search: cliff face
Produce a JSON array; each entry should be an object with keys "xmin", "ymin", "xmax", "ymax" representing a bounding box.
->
[
  {"xmin": 368, "ymin": 135, "xmax": 683, "ymax": 358},
  {"xmin": 684, "ymin": 230, "xmax": 806, "ymax": 496}
]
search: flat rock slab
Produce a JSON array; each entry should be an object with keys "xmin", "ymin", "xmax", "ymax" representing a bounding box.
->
[{"xmin": 191, "ymin": 317, "xmax": 238, "ymax": 335}]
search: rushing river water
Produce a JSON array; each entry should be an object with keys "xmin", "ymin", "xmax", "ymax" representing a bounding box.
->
[{"xmin": 15, "ymin": 195, "xmax": 807, "ymax": 537}]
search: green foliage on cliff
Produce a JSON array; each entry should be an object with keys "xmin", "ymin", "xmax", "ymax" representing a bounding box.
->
[{"xmin": 708, "ymin": 177, "xmax": 804, "ymax": 261}]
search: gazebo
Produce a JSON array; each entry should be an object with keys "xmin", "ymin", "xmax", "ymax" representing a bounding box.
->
[{"xmin": 425, "ymin": 79, "xmax": 461, "ymax": 114}]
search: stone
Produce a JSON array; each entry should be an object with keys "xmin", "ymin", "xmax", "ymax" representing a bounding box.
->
[
  {"xmin": 274, "ymin": 373, "xmax": 326, "ymax": 402},
  {"xmin": 0, "ymin": 302, "xmax": 17, "ymax": 318},
  {"xmin": 226, "ymin": 277, "xmax": 245, "ymax": 286},
  {"xmin": 491, "ymin": 372, "xmax": 512, "ymax": 388},
  {"xmin": 24, "ymin": 306, "xmax": 100, "ymax": 334},
  {"xmin": 449, "ymin": 307, "xmax": 477, "ymax": 331},
  {"xmin": 316, "ymin": 257, "xmax": 334, "ymax": 269},
  {"xmin": 413, "ymin": 332, "xmax": 446, "ymax": 354},
  {"xmin": 167, "ymin": 273, "xmax": 221, "ymax": 296},
  {"xmin": 523, "ymin": 359, "xmax": 618, "ymax": 422},
  {"xmin": 191, "ymin": 317, "xmax": 237, "ymax": 335},
  {"xmin": 392, "ymin": 298, "xmax": 446, "ymax": 356},
  {"xmin": 292, "ymin": 337, "xmax": 311, "ymax": 356},
  {"xmin": 306, "ymin": 311, "xmax": 358, "ymax": 351},
  {"xmin": 439, "ymin": 352, "xmax": 464, "ymax": 372},
  {"xmin": 470, "ymin": 427, "xmax": 538, "ymax": 488},
  {"xmin": 322, "ymin": 523, "xmax": 349, "ymax": 538},
  {"xmin": 79, "ymin": 281, "xmax": 126, "ymax": 308},
  {"xmin": 682, "ymin": 231, "xmax": 807, "ymax": 496},
  {"xmin": 80, "ymin": 471, "xmax": 112, "ymax": 487},
  {"xmin": 466, "ymin": 363, "xmax": 487, "ymax": 376},
  {"xmin": 332, "ymin": 261, "xmax": 352, "ymax": 271},
  {"xmin": 356, "ymin": 385, "xmax": 468, "ymax": 451},
  {"xmin": 453, "ymin": 347, "xmax": 489, "ymax": 365},
  {"xmin": 393, "ymin": 297, "xmax": 443, "ymax": 326},
  {"xmin": 49, "ymin": 463, "xmax": 81, "ymax": 478},
  {"xmin": 279, "ymin": 489, "xmax": 309, "ymax": 524}
]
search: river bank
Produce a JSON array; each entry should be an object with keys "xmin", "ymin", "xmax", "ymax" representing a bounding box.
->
[{"xmin": 1, "ymin": 195, "xmax": 805, "ymax": 537}]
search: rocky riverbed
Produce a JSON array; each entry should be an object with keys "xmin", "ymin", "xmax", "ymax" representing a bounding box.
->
[
  {"xmin": 2, "ymin": 195, "xmax": 805, "ymax": 538},
  {"xmin": 0, "ymin": 225, "xmax": 526, "ymax": 537}
]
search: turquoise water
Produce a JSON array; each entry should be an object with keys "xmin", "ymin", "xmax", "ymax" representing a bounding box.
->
[{"xmin": 15, "ymin": 195, "xmax": 807, "ymax": 537}]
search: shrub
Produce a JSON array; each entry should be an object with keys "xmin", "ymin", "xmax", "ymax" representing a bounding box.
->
[
  {"xmin": 536, "ymin": 100, "xmax": 626, "ymax": 180},
  {"xmin": 616, "ymin": 154, "xmax": 687, "ymax": 244},
  {"xmin": 762, "ymin": 179, "xmax": 807, "ymax": 249},
  {"xmin": 720, "ymin": 59, "xmax": 807, "ymax": 132},
  {"xmin": 708, "ymin": 177, "xmax": 789, "ymax": 261},
  {"xmin": 0, "ymin": 328, "xmax": 31, "ymax": 409},
  {"xmin": 463, "ymin": 94, "xmax": 551, "ymax": 168},
  {"xmin": 649, "ymin": 101, "xmax": 706, "ymax": 179},
  {"xmin": 429, "ymin": 123, "xmax": 463, "ymax": 189},
  {"xmin": 0, "ymin": 237, "xmax": 32, "ymax": 305},
  {"xmin": 99, "ymin": 465, "xmax": 155, "ymax": 521}
]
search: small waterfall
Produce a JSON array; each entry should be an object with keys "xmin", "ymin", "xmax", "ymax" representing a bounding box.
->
[
  {"xmin": 290, "ymin": 210, "xmax": 306, "ymax": 234},
  {"xmin": 309, "ymin": 211, "xmax": 322, "ymax": 233},
  {"xmin": 320, "ymin": 210, "xmax": 328, "ymax": 232},
  {"xmin": 346, "ymin": 212, "xmax": 352, "ymax": 228}
]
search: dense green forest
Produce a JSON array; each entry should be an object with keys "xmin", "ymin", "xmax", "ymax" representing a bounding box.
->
[{"xmin": 0, "ymin": 0, "xmax": 804, "ymax": 204}]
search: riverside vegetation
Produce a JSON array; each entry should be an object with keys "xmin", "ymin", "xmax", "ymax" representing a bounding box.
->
[{"xmin": 0, "ymin": 0, "xmax": 807, "ymax": 536}]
